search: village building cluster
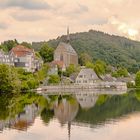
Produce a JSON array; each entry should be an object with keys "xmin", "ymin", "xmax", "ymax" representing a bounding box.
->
[{"xmin": 0, "ymin": 28, "xmax": 131, "ymax": 88}]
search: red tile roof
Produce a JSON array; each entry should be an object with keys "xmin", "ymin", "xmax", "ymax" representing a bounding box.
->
[
  {"xmin": 51, "ymin": 60, "xmax": 65, "ymax": 68},
  {"xmin": 11, "ymin": 45, "xmax": 34, "ymax": 57}
]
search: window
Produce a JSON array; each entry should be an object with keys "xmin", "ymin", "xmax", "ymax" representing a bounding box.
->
[
  {"xmin": 83, "ymin": 80, "xmax": 87, "ymax": 83},
  {"xmin": 79, "ymin": 75, "xmax": 83, "ymax": 78}
]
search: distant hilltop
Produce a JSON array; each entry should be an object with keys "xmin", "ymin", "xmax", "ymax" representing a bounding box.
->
[{"xmin": 32, "ymin": 30, "xmax": 140, "ymax": 72}]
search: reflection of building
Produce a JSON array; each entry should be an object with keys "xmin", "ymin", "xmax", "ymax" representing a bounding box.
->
[
  {"xmin": 54, "ymin": 28, "xmax": 78, "ymax": 68},
  {"xmin": 0, "ymin": 104, "xmax": 39, "ymax": 131},
  {"xmin": 13, "ymin": 104, "xmax": 39, "ymax": 130},
  {"xmin": 76, "ymin": 93, "xmax": 98, "ymax": 109},
  {"xmin": 75, "ymin": 68, "xmax": 99, "ymax": 84},
  {"xmin": 54, "ymin": 98, "xmax": 79, "ymax": 124},
  {"xmin": 53, "ymin": 96, "xmax": 79, "ymax": 140}
]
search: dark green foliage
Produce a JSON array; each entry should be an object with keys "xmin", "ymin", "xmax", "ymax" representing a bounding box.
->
[
  {"xmin": 1, "ymin": 39, "xmax": 18, "ymax": 51},
  {"xmin": 86, "ymin": 60, "xmax": 107, "ymax": 76},
  {"xmin": 17, "ymin": 64, "xmax": 49, "ymax": 90},
  {"xmin": 0, "ymin": 64, "xmax": 49, "ymax": 93},
  {"xmin": 112, "ymin": 67, "xmax": 128, "ymax": 78},
  {"xmin": 47, "ymin": 30, "xmax": 140, "ymax": 73},
  {"xmin": 79, "ymin": 53, "xmax": 92, "ymax": 66},
  {"xmin": 135, "ymin": 71, "xmax": 140, "ymax": 87},
  {"xmin": 94, "ymin": 60, "xmax": 107, "ymax": 75},
  {"xmin": 63, "ymin": 64, "xmax": 76, "ymax": 77},
  {"xmin": 32, "ymin": 41, "xmax": 47, "ymax": 51},
  {"xmin": 41, "ymin": 109, "xmax": 54, "ymax": 124},
  {"xmin": 48, "ymin": 75, "xmax": 60, "ymax": 84},
  {"xmin": 75, "ymin": 92, "xmax": 140, "ymax": 125},
  {"xmin": 20, "ymin": 42, "xmax": 32, "ymax": 48},
  {"xmin": 39, "ymin": 43, "xmax": 54, "ymax": 62},
  {"xmin": 0, "ymin": 64, "xmax": 20, "ymax": 93}
]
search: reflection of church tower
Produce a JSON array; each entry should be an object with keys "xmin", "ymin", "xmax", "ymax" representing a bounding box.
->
[
  {"xmin": 54, "ymin": 98, "xmax": 79, "ymax": 124},
  {"xmin": 53, "ymin": 97, "xmax": 79, "ymax": 140},
  {"xmin": 68, "ymin": 122, "xmax": 71, "ymax": 140}
]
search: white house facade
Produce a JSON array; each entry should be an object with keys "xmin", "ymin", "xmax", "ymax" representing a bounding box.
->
[{"xmin": 75, "ymin": 68, "xmax": 99, "ymax": 85}]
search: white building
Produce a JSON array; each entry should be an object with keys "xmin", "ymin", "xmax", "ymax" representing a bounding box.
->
[
  {"xmin": 75, "ymin": 68, "xmax": 99, "ymax": 85},
  {"xmin": 0, "ymin": 49, "xmax": 14, "ymax": 66},
  {"xmin": 10, "ymin": 45, "xmax": 42, "ymax": 72}
]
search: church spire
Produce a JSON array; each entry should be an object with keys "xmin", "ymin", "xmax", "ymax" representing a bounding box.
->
[{"xmin": 67, "ymin": 26, "xmax": 70, "ymax": 43}]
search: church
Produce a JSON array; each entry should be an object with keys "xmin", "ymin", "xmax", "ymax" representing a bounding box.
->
[{"xmin": 54, "ymin": 28, "xmax": 78, "ymax": 68}]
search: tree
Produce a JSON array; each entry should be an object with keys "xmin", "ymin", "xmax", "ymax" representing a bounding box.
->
[
  {"xmin": 112, "ymin": 67, "xmax": 128, "ymax": 78},
  {"xmin": 135, "ymin": 71, "xmax": 140, "ymax": 87},
  {"xmin": 1, "ymin": 39, "xmax": 18, "ymax": 51},
  {"xmin": 48, "ymin": 75, "xmax": 60, "ymax": 84},
  {"xmin": 79, "ymin": 53, "xmax": 92, "ymax": 66},
  {"xmin": 117, "ymin": 68, "xmax": 128, "ymax": 77},
  {"xmin": 86, "ymin": 62, "xmax": 94, "ymax": 69},
  {"xmin": 0, "ymin": 64, "xmax": 20, "ymax": 93},
  {"xmin": 63, "ymin": 64, "xmax": 78, "ymax": 77},
  {"xmin": 20, "ymin": 42, "xmax": 32, "ymax": 48},
  {"xmin": 39, "ymin": 44, "xmax": 54, "ymax": 63},
  {"xmin": 94, "ymin": 60, "xmax": 107, "ymax": 76}
]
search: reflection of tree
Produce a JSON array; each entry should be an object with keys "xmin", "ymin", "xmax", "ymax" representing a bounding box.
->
[
  {"xmin": 0, "ymin": 93, "xmax": 47, "ymax": 131},
  {"xmin": 75, "ymin": 92, "xmax": 140, "ymax": 127},
  {"xmin": 41, "ymin": 108, "xmax": 54, "ymax": 125},
  {"xmin": 0, "ymin": 95, "xmax": 11, "ymax": 120}
]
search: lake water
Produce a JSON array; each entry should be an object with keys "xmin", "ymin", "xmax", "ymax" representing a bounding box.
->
[{"xmin": 1, "ymin": 90, "xmax": 140, "ymax": 140}]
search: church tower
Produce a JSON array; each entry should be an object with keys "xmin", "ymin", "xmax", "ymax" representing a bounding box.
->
[
  {"xmin": 53, "ymin": 27, "xmax": 78, "ymax": 68},
  {"xmin": 67, "ymin": 26, "xmax": 70, "ymax": 43}
]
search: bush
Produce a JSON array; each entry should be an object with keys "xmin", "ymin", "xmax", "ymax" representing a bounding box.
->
[
  {"xmin": 135, "ymin": 71, "xmax": 140, "ymax": 88},
  {"xmin": 48, "ymin": 75, "xmax": 60, "ymax": 84}
]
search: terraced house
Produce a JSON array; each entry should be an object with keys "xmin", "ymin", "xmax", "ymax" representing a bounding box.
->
[{"xmin": 10, "ymin": 45, "xmax": 42, "ymax": 72}]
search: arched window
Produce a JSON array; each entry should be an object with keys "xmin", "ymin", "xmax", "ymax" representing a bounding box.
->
[{"xmin": 60, "ymin": 54, "xmax": 63, "ymax": 61}]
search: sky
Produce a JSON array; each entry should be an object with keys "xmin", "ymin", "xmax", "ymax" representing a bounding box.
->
[{"xmin": 0, "ymin": 0, "xmax": 139, "ymax": 42}]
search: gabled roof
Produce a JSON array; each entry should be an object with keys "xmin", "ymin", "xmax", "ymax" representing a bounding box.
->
[
  {"xmin": 56, "ymin": 42, "xmax": 77, "ymax": 54},
  {"xmin": 10, "ymin": 45, "xmax": 34, "ymax": 57},
  {"xmin": 77, "ymin": 68, "xmax": 99, "ymax": 80}
]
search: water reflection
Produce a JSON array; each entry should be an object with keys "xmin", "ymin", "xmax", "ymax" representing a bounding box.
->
[
  {"xmin": 0, "ymin": 103, "xmax": 39, "ymax": 132},
  {"xmin": 1, "ymin": 90, "xmax": 140, "ymax": 140},
  {"xmin": 76, "ymin": 93, "xmax": 98, "ymax": 109},
  {"xmin": 53, "ymin": 96, "xmax": 79, "ymax": 124}
]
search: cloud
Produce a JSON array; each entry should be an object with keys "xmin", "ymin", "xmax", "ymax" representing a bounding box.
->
[
  {"xmin": 11, "ymin": 12, "xmax": 45, "ymax": 21},
  {"xmin": 109, "ymin": 16, "xmax": 139, "ymax": 39},
  {"xmin": 84, "ymin": 18, "xmax": 108, "ymax": 25},
  {"xmin": 0, "ymin": 0, "xmax": 140, "ymax": 42},
  {"xmin": 0, "ymin": 22, "xmax": 8, "ymax": 30},
  {"xmin": 0, "ymin": 0, "xmax": 51, "ymax": 10},
  {"xmin": 78, "ymin": 3, "xmax": 89, "ymax": 13}
]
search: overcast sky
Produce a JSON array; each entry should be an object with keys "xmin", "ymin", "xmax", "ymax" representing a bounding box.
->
[{"xmin": 0, "ymin": 0, "xmax": 139, "ymax": 42}]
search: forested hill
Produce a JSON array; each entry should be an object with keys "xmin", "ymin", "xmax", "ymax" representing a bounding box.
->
[{"xmin": 44, "ymin": 30, "xmax": 140, "ymax": 72}]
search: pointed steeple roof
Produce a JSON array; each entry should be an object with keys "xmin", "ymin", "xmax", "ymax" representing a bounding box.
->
[{"xmin": 67, "ymin": 26, "xmax": 70, "ymax": 43}]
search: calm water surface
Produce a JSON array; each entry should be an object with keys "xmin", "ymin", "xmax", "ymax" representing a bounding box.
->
[{"xmin": 1, "ymin": 90, "xmax": 140, "ymax": 140}]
